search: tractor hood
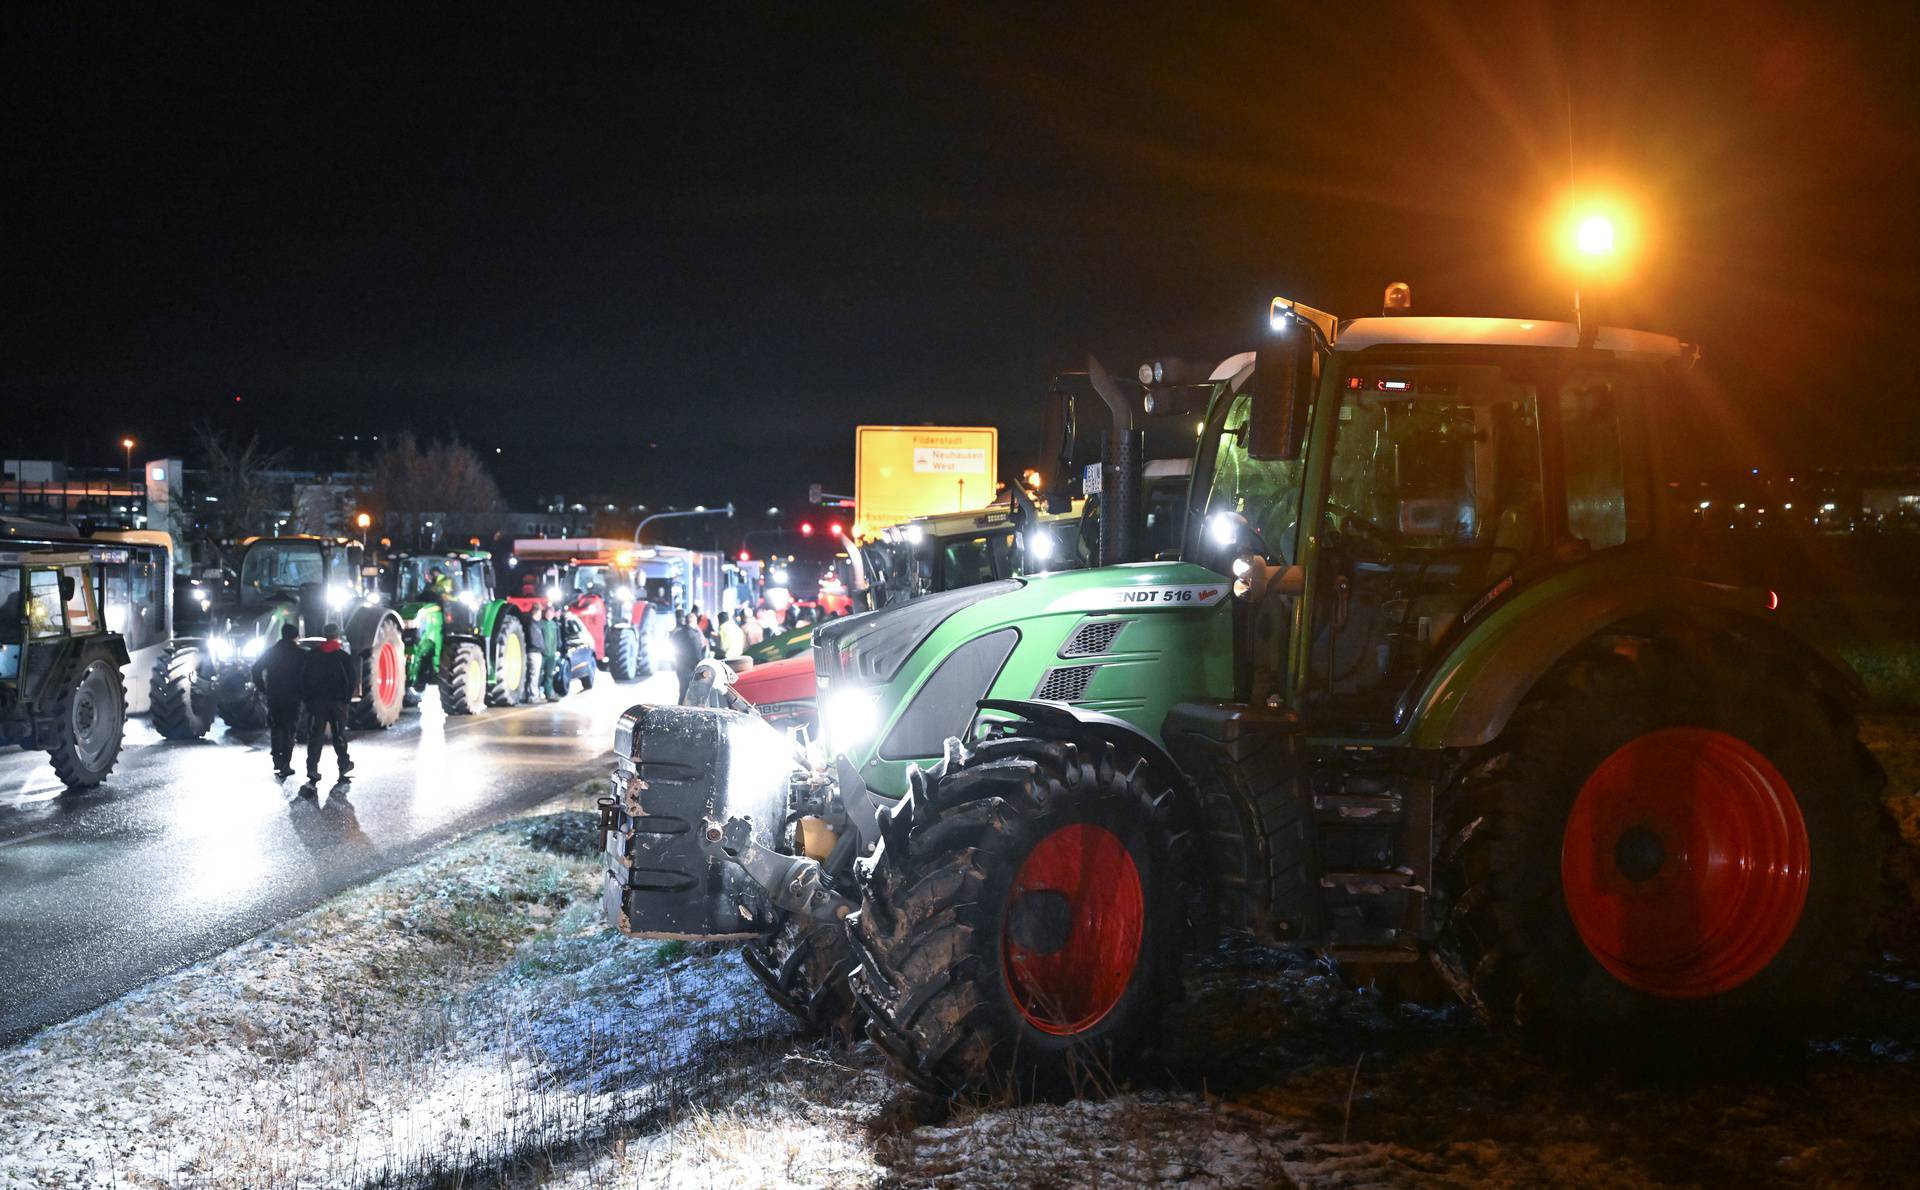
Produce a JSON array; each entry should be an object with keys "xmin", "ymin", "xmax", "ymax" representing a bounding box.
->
[{"xmin": 819, "ymin": 562, "xmax": 1236, "ymax": 797}]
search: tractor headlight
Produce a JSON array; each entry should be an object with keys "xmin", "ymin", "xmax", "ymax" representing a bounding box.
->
[
  {"xmin": 459, "ymin": 591, "xmax": 480, "ymax": 610},
  {"xmin": 241, "ymin": 636, "xmax": 267, "ymax": 660},
  {"xmin": 1208, "ymin": 511, "xmax": 1240, "ymax": 547},
  {"xmin": 546, "ymin": 585, "xmax": 563, "ymax": 604},
  {"xmin": 821, "ymin": 688, "xmax": 880, "ymax": 755},
  {"xmin": 1028, "ymin": 532, "xmax": 1056, "ymax": 564},
  {"xmin": 616, "ymin": 585, "xmax": 634, "ymax": 602},
  {"xmin": 366, "ymin": 590, "xmax": 382, "ymax": 605},
  {"xmin": 325, "ymin": 584, "xmax": 351, "ymax": 609},
  {"xmin": 208, "ymin": 637, "xmax": 233, "ymax": 663}
]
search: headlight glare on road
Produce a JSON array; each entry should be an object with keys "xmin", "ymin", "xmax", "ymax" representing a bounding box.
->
[
  {"xmin": 242, "ymin": 636, "xmax": 267, "ymax": 661},
  {"xmin": 821, "ymin": 688, "xmax": 880, "ymax": 755}
]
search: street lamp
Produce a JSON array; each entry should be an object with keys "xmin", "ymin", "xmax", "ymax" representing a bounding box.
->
[{"xmin": 121, "ymin": 437, "xmax": 134, "ymax": 474}]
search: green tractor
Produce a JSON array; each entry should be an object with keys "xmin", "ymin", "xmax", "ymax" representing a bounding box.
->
[
  {"xmin": 603, "ymin": 296, "xmax": 1884, "ymax": 1091},
  {"xmin": 199, "ymin": 535, "xmax": 408, "ymax": 731},
  {"xmin": 382, "ymin": 550, "xmax": 533, "ymax": 715},
  {"xmin": 0, "ymin": 543, "xmax": 131, "ymax": 790}
]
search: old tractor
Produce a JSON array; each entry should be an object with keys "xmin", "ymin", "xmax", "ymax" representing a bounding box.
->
[
  {"xmin": 383, "ymin": 550, "xmax": 534, "ymax": 716},
  {"xmin": 199, "ymin": 535, "xmax": 407, "ymax": 731},
  {"xmin": 602, "ymin": 294, "xmax": 1883, "ymax": 1092},
  {"xmin": 0, "ymin": 542, "xmax": 131, "ymax": 790}
]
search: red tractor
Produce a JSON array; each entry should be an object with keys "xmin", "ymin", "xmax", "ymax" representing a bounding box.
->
[{"xmin": 509, "ymin": 538, "xmax": 653, "ymax": 682}]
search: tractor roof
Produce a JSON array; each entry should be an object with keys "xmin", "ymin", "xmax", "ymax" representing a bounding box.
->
[
  {"xmin": 1335, "ymin": 316, "xmax": 1691, "ymax": 359},
  {"xmin": 237, "ymin": 534, "xmax": 366, "ymax": 549}
]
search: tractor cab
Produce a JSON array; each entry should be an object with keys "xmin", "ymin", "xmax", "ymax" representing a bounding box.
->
[
  {"xmin": 233, "ymin": 535, "xmax": 370, "ymax": 633},
  {"xmin": 1169, "ymin": 301, "xmax": 1696, "ymax": 732}
]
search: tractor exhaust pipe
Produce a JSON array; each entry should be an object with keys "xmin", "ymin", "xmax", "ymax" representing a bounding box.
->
[{"xmin": 1086, "ymin": 354, "xmax": 1140, "ymax": 566}]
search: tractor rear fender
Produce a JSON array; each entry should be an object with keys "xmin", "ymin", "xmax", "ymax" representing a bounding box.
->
[
  {"xmin": 974, "ymin": 697, "xmax": 1185, "ymax": 789},
  {"xmin": 86, "ymin": 635, "xmax": 133, "ymax": 670},
  {"xmin": 344, "ymin": 605, "xmax": 401, "ymax": 656},
  {"xmin": 475, "ymin": 600, "xmax": 521, "ymax": 643},
  {"xmin": 1411, "ymin": 572, "xmax": 1864, "ymax": 750}
]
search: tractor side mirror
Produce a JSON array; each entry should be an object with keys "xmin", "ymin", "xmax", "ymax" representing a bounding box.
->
[
  {"xmin": 58, "ymin": 575, "xmax": 76, "ymax": 603},
  {"xmin": 1249, "ymin": 333, "xmax": 1313, "ymax": 461}
]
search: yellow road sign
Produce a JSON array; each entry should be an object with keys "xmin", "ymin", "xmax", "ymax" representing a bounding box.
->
[{"xmin": 855, "ymin": 425, "xmax": 999, "ymax": 531}]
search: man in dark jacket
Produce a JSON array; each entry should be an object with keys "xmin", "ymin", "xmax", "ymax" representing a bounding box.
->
[
  {"xmin": 301, "ymin": 623, "xmax": 359, "ymax": 783},
  {"xmin": 668, "ymin": 609, "xmax": 707, "ymax": 703},
  {"xmin": 251, "ymin": 622, "xmax": 308, "ymax": 778}
]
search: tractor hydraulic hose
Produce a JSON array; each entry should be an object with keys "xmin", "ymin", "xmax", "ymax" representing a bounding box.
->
[{"xmin": 1086, "ymin": 355, "xmax": 1140, "ymax": 566}]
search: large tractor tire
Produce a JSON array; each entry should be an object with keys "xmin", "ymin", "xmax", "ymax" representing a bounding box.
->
[
  {"xmin": 485, "ymin": 617, "xmax": 529, "ymax": 708},
  {"xmin": 48, "ymin": 658, "xmax": 126, "ymax": 790},
  {"xmin": 608, "ymin": 624, "xmax": 641, "ymax": 683},
  {"xmin": 349, "ymin": 618, "xmax": 407, "ymax": 729},
  {"xmin": 744, "ymin": 911, "xmax": 863, "ymax": 1046},
  {"xmin": 848, "ymin": 734, "xmax": 1186, "ymax": 1095},
  {"xmin": 439, "ymin": 640, "xmax": 487, "ymax": 716},
  {"xmin": 1433, "ymin": 630, "xmax": 1884, "ymax": 1060},
  {"xmin": 217, "ymin": 688, "xmax": 269, "ymax": 731},
  {"xmin": 149, "ymin": 641, "xmax": 216, "ymax": 740}
]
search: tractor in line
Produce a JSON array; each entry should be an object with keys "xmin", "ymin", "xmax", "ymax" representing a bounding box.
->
[{"xmin": 602, "ymin": 288, "xmax": 1885, "ymax": 1093}]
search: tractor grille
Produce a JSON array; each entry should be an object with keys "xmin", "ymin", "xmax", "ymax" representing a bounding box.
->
[
  {"xmin": 1060, "ymin": 617, "xmax": 1129, "ymax": 658},
  {"xmin": 1034, "ymin": 664, "xmax": 1099, "ymax": 702}
]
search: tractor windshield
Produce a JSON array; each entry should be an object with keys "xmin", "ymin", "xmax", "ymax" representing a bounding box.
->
[
  {"xmin": 239, "ymin": 541, "xmax": 325, "ymax": 605},
  {"xmin": 1192, "ymin": 390, "xmax": 1308, "ymax": 564}
]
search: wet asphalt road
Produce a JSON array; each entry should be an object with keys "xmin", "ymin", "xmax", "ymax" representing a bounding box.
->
[{"xmin": 0, "ymin": 671, "xmax": 673, "ymax": 1045}]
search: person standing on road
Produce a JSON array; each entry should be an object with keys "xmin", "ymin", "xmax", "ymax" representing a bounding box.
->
[
  {"xmin": 251, "ymin": 622, "xmax": 308, "ymax": 779},
  {"xmin": 301, "ymin": 623, "xmax": 359, "ymax": 784},
  {"xmin": 669, "ymin": 609, "xmax": 707, "ymax": 703},
  {"xmin": 740, "ymin": 607, "xmax": 763, "ymax": 649},
  {"xmin": 524, "ymin": 604, "xmax": 552, "ymax": 703},
  {"xmin": 716, "ymin": 608, "xmax": 745, "ymax": 659}
]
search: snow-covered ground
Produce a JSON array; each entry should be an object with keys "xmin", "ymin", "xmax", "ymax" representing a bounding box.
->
[{"xmin": 3, "ymin": 719, "xmax": 1918, "ymax": 1189}]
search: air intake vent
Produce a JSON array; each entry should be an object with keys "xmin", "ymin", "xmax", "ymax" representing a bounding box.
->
[
  {"xmin": 1061, "ymin": 617, "xmax": 1128, "ymax": 658},
  {"xmin": 1034, "ymin": 665, "xmax": 1098, "ymax": 702}
]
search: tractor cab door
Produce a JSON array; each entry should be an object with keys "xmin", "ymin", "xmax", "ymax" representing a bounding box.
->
[
  {"xmin": 1297, "ymin": 352, "xmax": 1658, "ymax": 733},
  {"xmin": 1187, "ymin": 375, "xmax": 1310, "ymax": 706},
  {"xmin": 12, "ymin": 567, "xmax": 76, "ymax": 698},
  {"xmin": 0, "ymin": 567, "xmax": 27, "ymax": 680}
]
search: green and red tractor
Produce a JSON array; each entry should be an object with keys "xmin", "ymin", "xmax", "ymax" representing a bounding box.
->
[
  {"xmin": 195, "ymin": 535, "xmax": 408, "ymax": 731},
  {"xmin": 602, "ymin": 295, "xmax": 1884, "ymax": 1092}
]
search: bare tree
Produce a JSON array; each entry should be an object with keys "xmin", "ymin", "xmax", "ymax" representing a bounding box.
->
[
  {"xmin": 191, "ymin": 425, "xmax": 285, "ymax": 566},
  {"xmin": 361, "ymin": 433, "xmax": 504, "ymax": 551}
]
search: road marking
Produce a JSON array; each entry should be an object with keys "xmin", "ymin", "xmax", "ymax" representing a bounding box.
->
[{"xmin": 0, "ymin": 828, "xmax": 61, "ymax": 850}]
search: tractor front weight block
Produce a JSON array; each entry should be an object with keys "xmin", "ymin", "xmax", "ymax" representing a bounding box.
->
[{"xmin": 601, "ymin": 703, "xmax": 807, "ymax": 941}]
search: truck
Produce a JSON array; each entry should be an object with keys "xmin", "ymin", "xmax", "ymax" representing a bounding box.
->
[
  {"xmin": 0, "ymin": 541, "xmax": 131, "ymax": 790},
  {"xmin": 602, "ymin": 291, "xmax": 1884, "ymax": 1090},
  {"xmin": 195, "ymin": 535, "xmax": 408, "ymax": 731}
]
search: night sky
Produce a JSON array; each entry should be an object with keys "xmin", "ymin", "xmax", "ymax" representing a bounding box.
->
[{"xmin": 6, "ymin": 3, "xmax": 1918, "ymax": 509}]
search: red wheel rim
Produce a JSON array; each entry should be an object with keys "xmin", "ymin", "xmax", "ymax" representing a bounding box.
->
[
  {"xmin": 376, "ymin": 640, "xmax": 401, "ymax": 706},
  {"xmin": 1561, "ymin": 727, "xmax": 1810, "ymax": 999},
  {"xmin": 1002, "ymin": 823, "xmax": 1144, "ymax": 1035}
]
